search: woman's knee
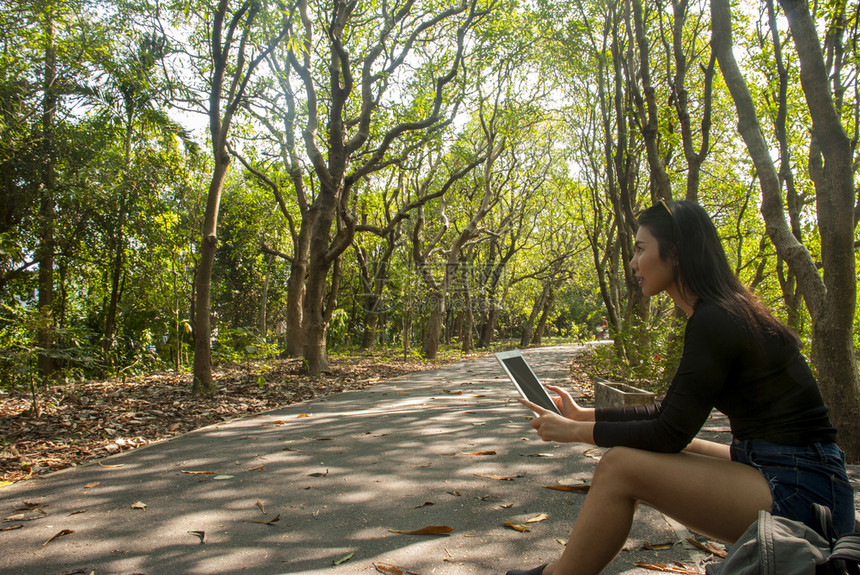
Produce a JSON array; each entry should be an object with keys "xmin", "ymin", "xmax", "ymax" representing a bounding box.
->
[{"xmin": 593, "ymin": 446, "xmax": 641, "ymax": 485}]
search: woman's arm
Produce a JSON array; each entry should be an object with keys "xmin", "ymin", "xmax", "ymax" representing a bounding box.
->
[
  {"xmin": 545, "ymin": 384, "xmax": 595, "ymax": 421},
  {"xmin": 519, "ymin": 399, "xmax": 596, "ymax": 444}
]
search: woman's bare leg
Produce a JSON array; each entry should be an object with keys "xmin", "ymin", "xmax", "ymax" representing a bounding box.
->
[{"xmin": 542, "ymin": 446, "xmax": 772, "ymax": 575}]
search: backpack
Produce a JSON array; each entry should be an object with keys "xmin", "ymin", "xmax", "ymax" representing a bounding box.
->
[{"xmin": 705, "ymin": 504, "xmax": 859, "ymax": 575}]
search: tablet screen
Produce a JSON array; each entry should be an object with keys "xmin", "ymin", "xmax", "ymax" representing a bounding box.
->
[{"xmin": 496, "ymin": 352, "xmax": 559, "ymax": 414}]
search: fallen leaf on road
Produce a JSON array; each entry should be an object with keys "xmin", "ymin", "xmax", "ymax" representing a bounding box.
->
[
  {"xmin": 97, "ymin": 461, "xmax": 124, "ymax": 468},
  {"xmin": 249, "ymin": 464, "xmax": 265, "ymax": 472},
  {"xmin": 0, "ymin": 524, "xmax": 23, "ymax": 531},
  {"xmin": 131, "ymin": 501, "xmax": 147, "ymax": 511},
  {"xmin": 332, "ymin": 552, "xmax": 354, "ymax": 565},
  {"xmin": 373, "ymin": 562, "xmax": 421, "ymax": 575},
  {"xmin": 248, "ymin": 514, "xmax": 280, "ymax": 526},
  {"xmin": 474, "ymin": 474, "xmax": 521, "ymax": 481},
  {"xmin": 543, "ymin": 484, "xmax": 590, "ymax": 492},
  {"xmin": 307, "ymin": 469, "xmax": 329, "ymax": 477},
  {"xmin": 256, "ymin": 500, "xmax": 266, "ymax": 514},
  {"xmin": 5, "ymin": 509, "xmax": 47, "ymax": 521},
  {"xmin": 83, "ymin": 482, "xmax": 100, "ymax": 489},
  {"xmin": 641, "ymin": 541, "xmax": 673, "ymax": 550},
  {"xmin": 42, "ymin": 529, "xmax": 74, "ymax": 546},
  {"xmin": 188, "ymin": 530, "xmax": 205, "ymax": 544},
  {"xmin": 464, "ymin": 451, "xmax": 496, "ymax": 456},
  {"xmin": 525, "ymin": 513, "xmax": 548, "ymax": 523},
  {"xmin": 686, "ymin": 538, "xmax": 727, "ymax": 558},
  {"xmin": 504, "ymin": 521, "xmax": 530, "ymax": 532},
  {"xmin": 181, "ymin": 470, "xmax": 216, "ymax": 475},
  {"xmin": 213, "ymin": 475, "xmax": 234, "ymax": 480},
  {"xmin": 634, "ymin": 563, "xmax": 703, "ymax": 574},
  {"xmin": 304, "ymin": 436, "xmax": 333, "ymax": 441},
  {"xmin": 583, "ymin": 448, "xmax": 603, "ymax": 460},
  {"xmin": 297, "ymin": 414, "xmax": 311, "ymax": 418},
  {"xmin": 389, "ymin": 525, "xmax": 454, "ymax": 535},
  {"xmin": 68, "ymin": 509, "xmax": 87, "ymax": 516},
  {"xmin": 409, "ymin": 501, "xmax": 435, "ymax": 509},
  {"xmin": 521, "ymin": 453, "xmax": 554, "ymax": 457}
]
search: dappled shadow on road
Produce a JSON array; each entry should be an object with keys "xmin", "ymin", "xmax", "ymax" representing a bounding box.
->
[{"xmin": 0, "ymin": 346, "xmax": 692, "ymax": 575}]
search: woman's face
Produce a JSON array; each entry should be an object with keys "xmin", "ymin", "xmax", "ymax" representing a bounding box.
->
[{"xmin": 630, "ymin": 225, "xmax": 677, "ymax": 298}]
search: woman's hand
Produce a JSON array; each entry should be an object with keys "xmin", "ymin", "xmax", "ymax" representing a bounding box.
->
[
  {"xmin": 518, "ymin": 399, "xmax": 595, "ymax": 444},
  {"xmin": 544, "ymin": 385, "xmax": 595, "ymax": 422}
]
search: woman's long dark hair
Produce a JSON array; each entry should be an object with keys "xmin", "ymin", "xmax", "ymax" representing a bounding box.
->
[{"xmin": 638, "ymin": 199, "xmax": 798, "ymax": 345}]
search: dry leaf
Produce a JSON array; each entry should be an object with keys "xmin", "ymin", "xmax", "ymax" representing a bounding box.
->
[
  {"xmin": 249, "ymin": 514, "xmax": 280, "ymax": 526},
  {"xmin": 525, "ymin": 513, "xmax": 548, "ymax": 523},
  {"xmin": 0, "ymin": 524, "xmax": 23, "ymax": 531},
  {"xmin": 504, "ymin": 521, "xmax": 530, "ymax": 532},
  {"xmin": 521, "ymin": 453, "xmax": 554, "ymax": 458},
  {"xmin": 42, "ymin": 529, "xmax": 74, "ymax": 546},
  {"xmin": 83, "ymin": 482, "xmax": 100, "ymax": 489},
  {"xmin": 68, "ymin": 509, "xmax": 87, "ymax": 516},
  {"xmin": 304, "ymin": 436, "xmax": 333, "ymax": 441},
  {"xmin": 97, "ymin": 461, "xmax": 124, "ymax": 468},
  {"xmin": 686, "ymin": 538, "xmax": 727, "ymax": 558},
  {"xmin": 464, "ymin": 451, "xmax": 496, "ymax": 456},
  {"xmin": 307, "ymin": 469, "xmax": 329, "ymax": 477},
  {"xmin": 633, "ymin": 563, "xmax": 704, "ymax": 574},
  {"xmin": 373, "ymin": 562, "xmax": 420, "ymax": 575},
  {"xmin": 333, "ymin": 552, "xmax": 354, "ymax": 565},
  {"xmin": 256, "ymin": 500, "xmax": 266, "ymax": 514},
  {"xmin": 473, "ymin": 474, "xmax": 521, "ymax": 481},
  {"xmin": 249, "ymin": 464, "xmax": 265, "ymax": 472},
  {"xmin": 297, "ymin": 413, "xmax": 311, "ymax": 418},
  {"xmin": 409, "ymin": 501, "xmax": 435, "ymax": 509},
  {"xmin": 5, "ymin": 509, "xmax": 47, "ymax": 521},
  {"xmin": 389, "ymin": 525, "xmax": 454, "ymax": 535},
  {"xmin": 181, "ymin": 470, "xmax": 216, "ymax": 475},
  {"xmin": 272, "ymin": 420, "xmax": 288, "ymax": 425},
  {"xmin": 131, "ymin": 501, "xmax": 147, "ymax": 510},
  {"xmin": 188, "ymin": 530, "xmax": 205, "ymax": 544},
  {"xmin": 641, "ymin": 541, "xmax": 674, "ymax": 550},
  {"xmin": 582, "ymin": 448, "xmax": 603, "ymax": 460},
  {"xmin": 543, "ymin": 484, "xmax": 590, "ymax": 493}
]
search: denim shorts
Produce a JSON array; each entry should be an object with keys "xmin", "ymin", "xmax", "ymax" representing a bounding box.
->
[{"xmin": 730, "ymin": 439, "xmax": 856, "ymax": 536}]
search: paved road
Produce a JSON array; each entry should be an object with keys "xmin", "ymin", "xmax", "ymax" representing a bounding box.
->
[{"xmin": 0, "ymin": 344, "xmax": 854, "ymax": 575}]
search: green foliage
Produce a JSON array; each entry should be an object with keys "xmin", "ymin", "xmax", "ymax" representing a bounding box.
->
[{"xmin": 587, "ymin": 306, "xmax": 686, "ymax": 395}]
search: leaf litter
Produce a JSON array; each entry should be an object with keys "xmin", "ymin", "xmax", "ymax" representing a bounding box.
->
[{"xmin": 0, "ymin": 356, "xmax": 452, "ymax": 484}]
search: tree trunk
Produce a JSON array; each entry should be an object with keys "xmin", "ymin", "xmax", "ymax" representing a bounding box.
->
[
  {"xmin": 520, "ymin": 284, "xmax": 549, "ymax": 348},
  {"xmin": 37, "ymin": 13, "xmax": 57, "ymax": 382},
  {"xmin": 258, "ymin": 253, "xmax": 272, "ymax": 335},
  {"xmin": 302, "ymin": 195, "xmax": 339, "ymax": 374},
  {"xmin": 713, "ymin": 0, "xmax": 860, "ymax": 460},
  {"xmin": 532, "ymin": 288, "xmax": 555, "ymax": 346},
  {"xmin": 284, "ymin": 215, "xmax": 311, "ymax": 356},
  {"xmin": 192, "ymin": 160, "xmax": 229, "ymax": 394},
  {"xmin": 422, "ymin": 290, "xmax": 445, "ymax": 359}
]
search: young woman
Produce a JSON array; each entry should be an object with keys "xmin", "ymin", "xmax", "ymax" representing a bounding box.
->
[{"xmin": 506, "ymin": 200, "xmax": 855, "ymax": 575}]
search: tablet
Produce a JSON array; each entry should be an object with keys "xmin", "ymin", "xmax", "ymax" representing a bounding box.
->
[{"xmin": 494, "ymin": 350, "xmax": 560, "ymax": 414}]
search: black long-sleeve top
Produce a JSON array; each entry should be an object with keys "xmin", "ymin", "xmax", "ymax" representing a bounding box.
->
[{"xmin": 592, "ymin": 302, "xmax": 837, "ymax": 452}]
